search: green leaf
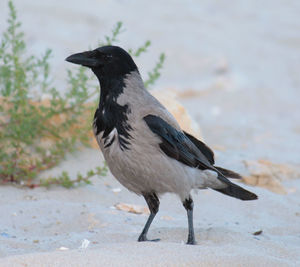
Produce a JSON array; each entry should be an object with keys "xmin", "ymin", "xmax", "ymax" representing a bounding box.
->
[{"xmin": 0, "ymin": 1, "xmax": 163, "ymax": 188}]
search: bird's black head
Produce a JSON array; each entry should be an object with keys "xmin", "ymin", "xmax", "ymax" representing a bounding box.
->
[
  {"xmin": 65, "ymin": 46, "xmax": 138, "ymax": 79},
  {"xmin": 66, "ymin": 46, "xmax": 136, "ymax": 150}
]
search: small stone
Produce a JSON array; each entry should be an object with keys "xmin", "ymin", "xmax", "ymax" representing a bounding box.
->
[
  {"xmin": 253, "ymin": 230, "xmax": 263, "ymax": 236},
  {"xmin": 59, "ymin": 246, "xmax": 69, "ymax": 251},
  {"xmin": 111, "ymin": 187, "xmax": 122, "ymax": 193}
]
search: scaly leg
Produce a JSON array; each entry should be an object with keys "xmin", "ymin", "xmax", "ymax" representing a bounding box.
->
[
  {"xmin": 183, "ymin": 196, "xmax": 196, "ymax": 245},
  {"xmin": 138, "ymin": 192, "xmax": 160, "ymax": 242}
]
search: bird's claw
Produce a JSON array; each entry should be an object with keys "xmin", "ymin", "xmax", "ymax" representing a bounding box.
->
[
  {"xmin": 186, "ymin": 238, "xmax": 197, "ymax": 245},
  {"xmin": 138, "ymin": 235, "xmax": 160, "ymax": 242}
]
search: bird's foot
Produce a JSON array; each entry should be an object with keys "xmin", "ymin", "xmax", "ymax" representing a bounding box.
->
[
  {"xmin": 138, "ymin": 235, "xmax": 160, "ymax": 242},
  {"xmin": 186, "ymin": 237, "xmax": 197, "ymax": 245}
]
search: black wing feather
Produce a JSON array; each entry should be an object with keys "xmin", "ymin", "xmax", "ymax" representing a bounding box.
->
[
  {"xmin": 144, "ymin": 115, "xmax": 212, "ymax": 170},
  {"xmin": 183, "ymin": 131, "xmax": 215, "ymax": 164},
  {"xmin": 184, "ymin": 132, "xmax": 242, "ymax": 179},
  {"xmin": 143, "ymin": 114, "xmax": 257, "ymax": 201}
]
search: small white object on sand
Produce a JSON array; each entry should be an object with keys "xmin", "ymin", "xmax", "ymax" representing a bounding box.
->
[
  {"xmin": 79, "ymin": 239, "xmax": 90, "ymax": 250},
  {"xmin": 58, "ymin": 247, "xmax": 69, "ymax": 251}
]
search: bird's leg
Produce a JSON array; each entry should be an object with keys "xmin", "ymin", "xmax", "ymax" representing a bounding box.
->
[
  {"xmin": 183, "ymin": 196, "xmax": 196, "ymax": 245},
  {"xmin": 138, "ymin": 192, "xmax": 160, "ymax": 242}
]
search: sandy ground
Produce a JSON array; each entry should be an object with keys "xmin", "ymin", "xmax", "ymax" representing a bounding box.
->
[
  {"xmin": 1, "ymin": 0, "xmax": 300, "ymax": 266},
  {"xmin": 0, "ymin": 152, "xmax": 299, "ymax": 266}
]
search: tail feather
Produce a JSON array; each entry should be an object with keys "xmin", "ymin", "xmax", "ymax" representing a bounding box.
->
[
  {"xmin": 215, "ymin": 166, "xmax": 242, "ymax": 179},
  {"xmin": 214, "ymin": 174, "xmax": 258, "ymax": 201}
]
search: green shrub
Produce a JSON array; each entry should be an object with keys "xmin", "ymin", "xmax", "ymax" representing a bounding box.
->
[{"xmin": 0, "ymin": 1, "xmax": 165, "ymax": 188}]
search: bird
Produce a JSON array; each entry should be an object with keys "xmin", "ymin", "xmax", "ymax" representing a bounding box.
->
[{"xmin": 66, "ymin": 45, "xmax": 257, "ymax": 245}]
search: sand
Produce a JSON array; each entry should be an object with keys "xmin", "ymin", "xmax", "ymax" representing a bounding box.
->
[
  {"xmin": 0, "ymin": 0, "xmax": 300, "ymax": 266},
  {"xmin": 0, "ymin": 154, "xmax": 299, "ymax": 266}
]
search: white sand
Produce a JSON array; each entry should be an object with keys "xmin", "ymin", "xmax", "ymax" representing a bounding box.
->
[
  {"xmin": 0, "ymin": 0, "xmax": 300, "ymax": 266},
  {"xmin": 0, "ymin": 150, "xmax": 299, "ymax": 266}
]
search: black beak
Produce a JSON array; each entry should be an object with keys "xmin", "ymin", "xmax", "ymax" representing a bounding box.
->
[{"xmin": 65, "ymin": 51, "xmax": 100, "ymax": 68}]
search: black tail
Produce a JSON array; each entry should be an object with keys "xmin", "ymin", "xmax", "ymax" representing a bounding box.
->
[
  {"xmin": 214, "ymin": 174, "xmax": 258, "ymax": 201},
  {"xmin": 215, "ymin": 166, "xmax": 242, "ymax": 179}
]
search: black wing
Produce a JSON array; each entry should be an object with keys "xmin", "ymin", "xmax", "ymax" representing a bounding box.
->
[
  {"xmin": 183, "ymin": 131, "xmax": 215, "ymax": 165},
  {"xmin": 144, "ymin": 114, "xmax": 257, "ymax": 200},
  {"xmin": 184, "ymin": 132, "xmax": 241, "ymax": 179},
  {"xmin": 143, "ymin": 115, "xmax": 213, "ymax": 171}
]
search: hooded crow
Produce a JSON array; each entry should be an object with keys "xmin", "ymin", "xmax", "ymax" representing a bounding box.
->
[{"xmin": 66, "ymin": 46, "xmax": 257, "ymax": 245}]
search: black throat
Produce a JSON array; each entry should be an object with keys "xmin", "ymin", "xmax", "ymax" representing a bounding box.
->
[{"xmin": 93, "ymin": 72, "xmax": 133, "ymax": 150}]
